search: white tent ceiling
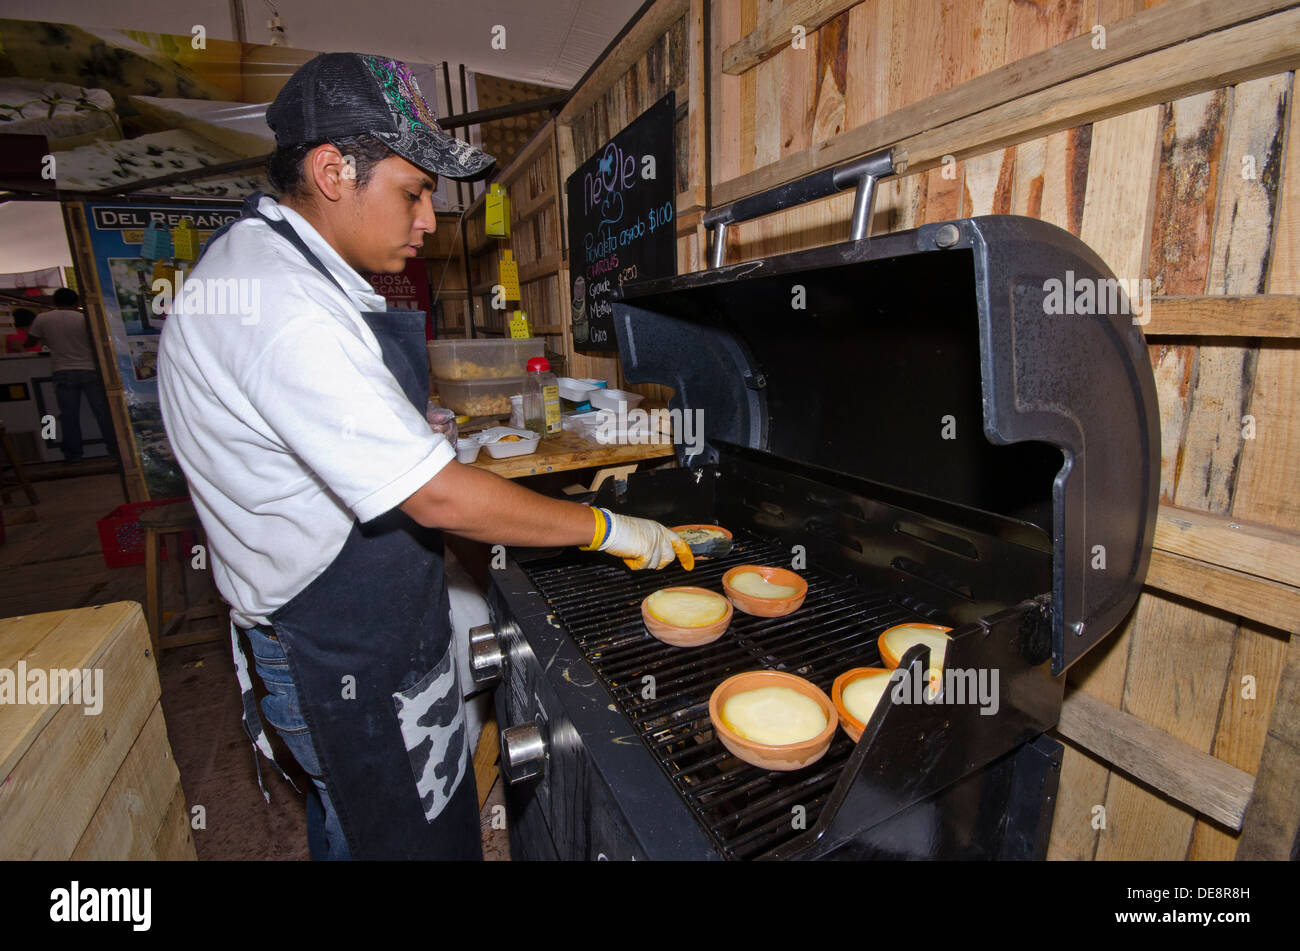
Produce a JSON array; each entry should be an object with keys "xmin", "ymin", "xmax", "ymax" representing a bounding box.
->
[
  {"xmin": 0, "ymin": 0, "xmax": 646, "ymax": 274},
  {"xmin": 0, "ymin": 0, "xmax": 645, "ymax": 88}
]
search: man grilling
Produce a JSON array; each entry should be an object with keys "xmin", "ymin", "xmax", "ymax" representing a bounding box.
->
[{"xmin": 158, "ymin": 53, "xmax": 692, "ymax": 860}]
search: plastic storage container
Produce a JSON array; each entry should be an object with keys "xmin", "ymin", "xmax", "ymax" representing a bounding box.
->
[
  {"xmin": 427, "ymin": 338, "xmax": 544, "ymax": 380},
  {"xmin": 433, "ymin": 377, "xmax": 525, "ymax": 417}
]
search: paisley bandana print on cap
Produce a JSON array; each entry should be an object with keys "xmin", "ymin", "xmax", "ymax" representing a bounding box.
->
[{"xmin": 362, "ymin": 55, "xmax": 494, "ymax": 181}]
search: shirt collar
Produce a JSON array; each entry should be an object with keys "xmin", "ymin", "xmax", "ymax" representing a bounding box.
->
[{"xmin": 256, "ymin": 195, "xmax": 388, "ymax": 313}]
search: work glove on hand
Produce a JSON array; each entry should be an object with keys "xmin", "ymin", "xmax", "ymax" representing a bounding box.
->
[{"xmin": 582, "ymin": 506, "xmax": 694, "ymax": 571}]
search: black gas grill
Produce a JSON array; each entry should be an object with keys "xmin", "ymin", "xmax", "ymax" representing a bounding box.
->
[{"xmin": 476, "ymin": 151, "xmax": 1160, "ymax": 860}]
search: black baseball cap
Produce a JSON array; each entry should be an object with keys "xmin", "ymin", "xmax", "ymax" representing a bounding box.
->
[{"xmin": 266, "ymin": 52, "xmax": 496, "ymax": 182}]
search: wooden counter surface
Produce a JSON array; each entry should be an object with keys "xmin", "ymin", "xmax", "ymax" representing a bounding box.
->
[{"xmin": 469, "ymin": 429, "xmax": 675, "ymax": 479}]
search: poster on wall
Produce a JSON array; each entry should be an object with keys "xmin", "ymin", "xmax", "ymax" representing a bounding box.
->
[
  {"xmin": 564, "ymin": 92, "xmax": 676, "ymax": 353},
  {"xmin": 82, "ymin": 200, "xmax": 242, "ymax": 497},
  {"xmin": 367, "ymin": 260, "xmax": 435, "ymax": 338}
]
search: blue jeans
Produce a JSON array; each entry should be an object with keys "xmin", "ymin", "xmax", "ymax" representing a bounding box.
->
[
  {"xmin": 52, "ymin": 369, "xmax": 118, "ymax": 461},
  {"xmin": 244, "ymin": 625, "xmax": 352, "ymax": 860}
]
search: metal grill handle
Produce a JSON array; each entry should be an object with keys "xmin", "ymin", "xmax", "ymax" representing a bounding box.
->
[{"xmin": 704, "ymin": 147, "xmax": 897, "ymax": 268}]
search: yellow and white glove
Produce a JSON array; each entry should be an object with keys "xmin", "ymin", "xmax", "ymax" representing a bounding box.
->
[{"xmin": 582, "ymin": 506, "xmax": 695, "ymax": 571}]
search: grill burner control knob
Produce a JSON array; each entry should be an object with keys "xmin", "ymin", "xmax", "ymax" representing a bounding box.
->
[
  {"xmin": 469, "ymin": 624, "xmax": 504, "ymax": 685},
  {"xmin": 500, "ymin": 723, "xmax": 548, "ymax": 783}
]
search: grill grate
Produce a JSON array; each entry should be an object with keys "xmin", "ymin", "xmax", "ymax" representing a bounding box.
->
[{"xmin": 520, "ymin": 529, "xmax": 944, "ymax": 859}]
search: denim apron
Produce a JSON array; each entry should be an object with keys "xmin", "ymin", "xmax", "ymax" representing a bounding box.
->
[{"xmin": 206, "ymin": 194, "xmax": 480, "ymax": 860}]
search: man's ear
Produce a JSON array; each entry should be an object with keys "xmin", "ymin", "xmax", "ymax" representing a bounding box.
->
[{"xmin": 306, "ymin": 144, "xmax": 355, "ymax": 202}]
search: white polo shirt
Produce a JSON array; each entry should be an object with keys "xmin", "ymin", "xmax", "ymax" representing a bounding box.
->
[{"xmin": 158, "ymin": 196, "xmax": 452, "ymax": 627}]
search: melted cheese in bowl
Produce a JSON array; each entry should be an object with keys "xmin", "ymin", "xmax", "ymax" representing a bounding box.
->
[
  {"xmin": 645, "ymin": 589, "xmax": 728, "ymax": 627},
  {"xmin": 842, "ymin": 670, "xmax": 894, "ymax": 725},
  {"xmin": 728, "ymin": 570, "xmax": 798, "ymax": 599},
  {"xmin": 722, "ymin": 686, "xmax": 828, "ymax": 745}
]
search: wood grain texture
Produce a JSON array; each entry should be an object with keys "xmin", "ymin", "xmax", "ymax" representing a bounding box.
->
[
  {"xmin": 1094, "ymin": 589, "xmax": 1238, "ymax": 859},
  {"xmin": 1057, "ymin": 689, "xmax": 1255, "ymax": 829},
  {"xmin": 469, "ymin": 430, "xmax": 674, "ymax": 480},
  {"xmin": 843, "ymin": 0, "xmax": 891, "ymax": 132},
  {"xmin": 1146, "ymin": 91, "xmax": 1227, "ymax": 503},
  {"xmin": 1234, "ymin": 74, "xmax": 1300, "ymax": 531},
  {"xmin": 1155, "ymin": 503, "xmax": 1300, "ymax": 587},
  {"xmin": 1144, "ymin": 295, "xmax": 1300, "ymax": 336},
  {"xmin": 147, "ymin": 781, "xmax": 196, "ymax": 860},
  {"xmin": 712, "ymin": 0, "xmax": 1298, "ymax": 206},
  {"xmin": 1173, "ymin": 77, "xmax": 1291, "ymax": 515},
  {"xmin": 558, "ymin": 0, "xmax": 689, "ymax": 124},
  {"xmin": 1189, "ymin": 621, "xmax": 1290, "ymax": 858},
  {"xmin": 1145, "ymin": 548, "xmax": 1300, "ymax": 634},
  {"xmin": 0, "ymin": 604, "xmax": 159, "ymax": 859},
  {"xmin": 1235, "ymin": 632, "xmax": 1300, "ymax": 859},
  {"xmin": 71, "ymin": 701, "xmax": 181, "ymax": 859},
  {"xmin": 721, "ymin": 0, "xmax": 861, "ymax": 74}
]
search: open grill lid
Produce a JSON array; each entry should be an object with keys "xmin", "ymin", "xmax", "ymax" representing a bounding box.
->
[{"xmin": 611, "ymin": 211, "xmax": 1159, "ymax": 674}]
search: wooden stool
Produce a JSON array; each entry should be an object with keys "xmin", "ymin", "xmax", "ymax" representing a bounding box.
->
[
  {"xmin": 0, "ymin": 423, "xmax": 39, "ymax": 507},
  {"xmin": 141, "ymin": 500, "xmax": 226, "ymax": 656}
]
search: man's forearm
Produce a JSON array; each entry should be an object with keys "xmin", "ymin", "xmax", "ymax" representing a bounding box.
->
[{"xmin": 400, "ymin": 458, "xmax": 596, "ymax": 547}]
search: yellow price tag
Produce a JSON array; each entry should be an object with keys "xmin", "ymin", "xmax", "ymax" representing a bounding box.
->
[
  {"xmin": 485, "ymin": 183, "xmax": 511, "ymax": 238},
  {"xmin": 508, "ymin": 310, "xmax": 532, "ymax": 338},
  {"xmin": 499, "ymin": 250, "xmax": 520, "ymax": 301}
]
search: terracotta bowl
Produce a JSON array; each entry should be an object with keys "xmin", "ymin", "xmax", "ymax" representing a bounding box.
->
[
  {"xmin": 641, "ymin": 586, "xmax": 733, "ymax": 647},
  {"xmin": 876, "ymin": 622, "xmax": 954, "ymax": 668},
  {"xmin": 670, "ymin": 523, "xmax": 733, "ymax": 560},
  {"xmin": 721, "ymin": 565, "xmax": 809, "ymax": 617},
  {"xmin": 708, "ymin": 670, "xmax": 838, "ymax": 771},
  {"xmin": 832, "ymin": 667, "xmax": 895, "ymax": 743}
]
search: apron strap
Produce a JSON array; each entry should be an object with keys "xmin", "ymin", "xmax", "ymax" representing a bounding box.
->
[{"xmin": 229, "ymin": 622, "xmax": 298, "ymax": 799}]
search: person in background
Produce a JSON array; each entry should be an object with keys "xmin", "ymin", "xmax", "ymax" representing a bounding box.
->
[
  {"xmin": 25, "ymin": 288, "xmax": 119, "ymax": 463},
  {"xmin": 4, "ymin": 308, "xmax": 43, "ymax": 353}
]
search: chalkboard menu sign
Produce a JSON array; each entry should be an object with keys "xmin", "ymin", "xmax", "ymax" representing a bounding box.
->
[{"xmin": 565, "ymin": 92, "xmax": 676, "ymax": 353}]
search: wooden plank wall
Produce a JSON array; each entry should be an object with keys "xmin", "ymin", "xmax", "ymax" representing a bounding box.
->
[
  {"xmin": 705, "ymin": 0, "xmax": 1300, "ymax": 860},
  {"xmin": 457, "ymin": 126, "xmax": 568, "ymax": 362},
  {"xmin": 553, "ymin": 0, "xmax": 704, "ymax": 400}
]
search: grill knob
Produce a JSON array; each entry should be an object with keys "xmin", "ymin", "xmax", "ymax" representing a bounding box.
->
[
  {"xmin": 500, "ymin": 722, "xmax": 548, "ymax": 783},
  {"xmin": 469, "ymin": 623, "xmax": 503, "ymax": 685}
]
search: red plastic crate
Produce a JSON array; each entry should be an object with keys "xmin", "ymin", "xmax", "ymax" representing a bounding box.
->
[{"xmin": 96, "ymin": 497, "xmax": 191, "ymax": 569}]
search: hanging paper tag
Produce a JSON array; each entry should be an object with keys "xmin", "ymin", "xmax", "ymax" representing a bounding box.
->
[
  {"xmin": 485, "ymin": 183, "xmax": 511, "ymax": 238},
  {"xmin": 140, "ymin": 221, "xmax": 172, "ymax": 260},
  {"xmin": 508, "ymin": 309, "xmax": 532, "ymax": 338},
  {"xmin": 499, "ymin": 250, "xmax": 520, "ymax": 301},
  {"xmin": 172, "ymin": 217, "xmax": 199, "ymax": 260}
]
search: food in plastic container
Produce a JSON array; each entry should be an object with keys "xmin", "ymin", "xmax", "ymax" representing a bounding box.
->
[
  {"xmin": 427, "ymin": 338, "xmax": 544, "ymax": 380},
  {"xmin": 433, "ymin": 377, "xmax": 524, "ymax": 417},
  {"xmin": 478, "ymin": 426, "xmax": 541, "ymax": 459}
]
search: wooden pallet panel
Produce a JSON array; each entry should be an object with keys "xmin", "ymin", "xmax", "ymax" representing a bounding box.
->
[
  {"xmin": 1234, "ymin": 631, "xmax": 1300, "ymax": 859},
  {"xmin": 1234, "ymin": 73, "xmax": 1300, "ymax": 531},
  {"xmin": 1189, "ymin": 621, "xmax": 1291, "ymax": 857},
  {"xmin": 70, "ymin": 701, "xmax": 181, "ymax": 859},
  {"xmin": 1174, "ymin": 76, "xmax": 1291, "ymax": 517},
  {"xmin": 0, "ymin": 604, "xmax": 158, "ymax": 859},
  {"xmin": 148, "ymin": 781, "xmax": 196, "ymax": 860},
  {"xmin": 1093, "ymin": 590, "xmax": 1238, "ymax": 859},
  {"xmin": 1145, "ymin": 90, "xmax": 1228, "ymax": 504}
]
